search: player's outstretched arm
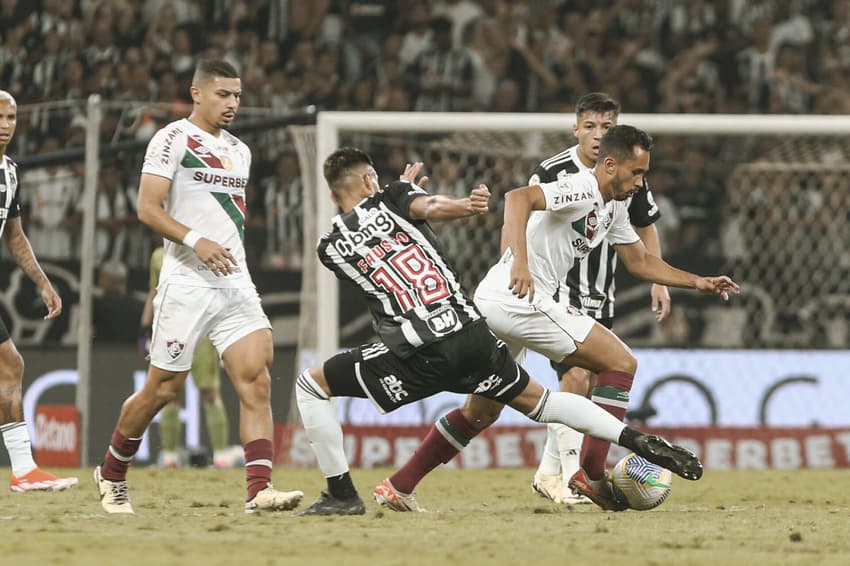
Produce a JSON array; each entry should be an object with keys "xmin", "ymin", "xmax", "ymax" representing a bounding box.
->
[
  {"xmin": 2, "ymin": 217, "xmax": 61, "ymax": 319},
  {"xmin": 408, "ymin": 183, "xmax": 490, "ymax": 221},
  {"xmin": 137, "ymin": 173, "xmax": 237, "ymax": 276},
  {"xmin": 615, "ymin": 240, "xmax": 740, "ymax": 300}
]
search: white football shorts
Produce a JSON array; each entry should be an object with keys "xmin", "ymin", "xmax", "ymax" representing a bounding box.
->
[
  {"xmin": 474, "ymin": 291, "xmax": 595, "ymax": 364},
  {"xmin": 149, "ymin": 284, "xmax": 271, "ymax": 371}
]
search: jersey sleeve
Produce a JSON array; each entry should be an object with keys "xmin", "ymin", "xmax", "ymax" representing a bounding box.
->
[
  {"xmin": 607, "ymin": 207, "xmax": 640, "ymax": 246},
  {"xmin": 539, "ymin": 176, "xmax": 595, "ymax": 214},
  {"xmin": 627, "ymin": 180, "xmax": 661, "ymax": 227},
  {"xmin": 7, "ymin": 185, "xmax": 21, "ymax": 218},
  {"xmin": 141, "ymin": 126, "xmax": 184, "ymax": 180},
  {"xmin": 381, "ymin": 180, "xmax": 427, "ymax": 220},
  {"xmin": 528, "ymin": 163, "xmax": 557, "ymax": 186},
  {"xmin": 6, "ymin": 160, "xmax": 20, "ymax": 218}
]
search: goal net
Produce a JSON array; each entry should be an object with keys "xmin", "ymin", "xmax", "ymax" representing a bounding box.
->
[{"xmin": 288, "ymin": 112, "xmax": 850, "ymax": 426}]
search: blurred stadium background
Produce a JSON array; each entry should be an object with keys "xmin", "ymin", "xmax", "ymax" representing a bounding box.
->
[{"xmin": 2, "ymin": 0, "xmax": 849, "ymax": 472}]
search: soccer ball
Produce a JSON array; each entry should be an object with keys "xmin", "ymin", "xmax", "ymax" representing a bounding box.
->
[{"xmin": 610, "ymin": 452, "xmax": 673, "ymax": 510}]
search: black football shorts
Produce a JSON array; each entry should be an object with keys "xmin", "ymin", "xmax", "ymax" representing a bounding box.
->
[{"xmin": 323, "ymin": 321, "xmax": 530, "ymax": 413}]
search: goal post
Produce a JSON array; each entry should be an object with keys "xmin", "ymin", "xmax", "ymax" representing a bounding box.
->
[{"xmin": 302, "ymin": 111, "xmax": 850, "ymax": 362}]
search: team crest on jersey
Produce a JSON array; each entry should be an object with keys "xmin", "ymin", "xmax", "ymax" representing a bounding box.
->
[
  {"xmin": 166, "ymin": 339, "xmax": 185, "ymax": 360},
  {"xmin": 572, "ymin": 209, "xmax": 599, "ymax": 240}
]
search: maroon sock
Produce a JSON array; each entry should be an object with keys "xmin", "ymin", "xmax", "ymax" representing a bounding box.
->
[
  {"xmin": 245, "ymin": 438, "xmax": 273, "ymax": 501},
  {"xmin": 101, "ymin": 430, "xmax": 142, "ymax": 481},
  {"xmin": 581, "ymin": 370, "xmax": 634, "ymax": 480},
  {"xmin": 390, "ymin": 409, "xmax": 480, "ymax": 494}
]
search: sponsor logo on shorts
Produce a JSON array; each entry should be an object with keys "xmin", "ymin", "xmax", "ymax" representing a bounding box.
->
[
  {"xmin": 166, "ymin": 339, "xmax": 185, "ymax": 360},
  {"xmin": 379, "ymin": 374, "xmax": 408, "ymax": 404},
  {"xmin": 426, "ymin": 308, "xmax": 459, "ymax": 335},
  {"xmin": 580, "ymin": 295, "xmax": 606, "ymax": 310},
  {"xmin": 474, "ymin": 374, "xmax": 503, "ymax": 394}
]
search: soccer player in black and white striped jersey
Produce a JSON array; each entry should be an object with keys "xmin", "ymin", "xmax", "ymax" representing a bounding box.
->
[
  {"xmin": 295, "ymin": 147, "xmax": 704, "ymax": 515},
  {"xmin": 0, "ymin": 91, "xmax": 77, "ymax": 492},
  {"xmin": 528, "ymin": 93, "xmax": 672, "ymax": 505}
]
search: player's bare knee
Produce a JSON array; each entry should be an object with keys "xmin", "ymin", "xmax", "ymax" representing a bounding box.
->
[
  {"xmin": 0, "ymin": 349, "xmax": 24, "ymax": 384},
  {"xmin": 461, "ymin": 397, "xmax": 503, "ymax": 431},
  {"xmin": 154, "ymin": 381, "xmax": 181, "ymax": 405},
  {"xmin": 234, "ymin": 370, "xmax": 271, "ymax": 403},
  {"xmin": 616, "ymin": 352, "xmax": 637, "ymax": 375},
  {"xmin": 560, "ymin": 367, "xmax": 591, "ymax": 395}
]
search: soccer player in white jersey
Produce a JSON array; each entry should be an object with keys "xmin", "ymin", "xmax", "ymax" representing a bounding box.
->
[
  {"xmin": 375, "ymin": 125, "xmax": 739, "ymax": 512},
  {"xmin": 296, "ymin": 148, "xmax": 702, "ymax": 516},
  {"xmin": 0, "ymin": 90, "xmax": 78, "ymax": 492},
  {"xmin": 528, "ymin": 93, "xmax": 671, "ymax": 504},
  {"xmin": 93, "ymin": 60, "xmax": 302, "ymax": 514}
]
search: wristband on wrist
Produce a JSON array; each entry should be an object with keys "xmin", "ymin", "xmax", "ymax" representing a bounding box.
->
[{"xmin": 182, "ymin": 230, "xmax": 202, "ymax": 249}]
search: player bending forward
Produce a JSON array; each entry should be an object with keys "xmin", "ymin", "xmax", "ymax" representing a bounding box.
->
[
  {"xmin": 93, "ymin": 60, "xmax": 302, "ymax": 514},
  {"xmin": 375, "ymin": 125, "xmax": 739, "ymax": 512},
  {"xmin": 294, "ymin": 147, "xmax": 703, "ymax": 516}
]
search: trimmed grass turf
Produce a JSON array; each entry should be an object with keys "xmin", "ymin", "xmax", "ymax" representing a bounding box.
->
[{"xmin": 1, "ymin": 467, "xmax": 847, "ymax": 566}]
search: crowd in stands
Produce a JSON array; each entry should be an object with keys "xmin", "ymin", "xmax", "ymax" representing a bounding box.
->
[{"xmin": 1, "ymin": 0, "xmax": 846, "ymax": 275}]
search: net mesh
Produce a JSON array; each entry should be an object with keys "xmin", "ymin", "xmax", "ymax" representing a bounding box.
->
[{"xmin": 292, "ymin": 125, "xmax": 850, "ymax": 351}]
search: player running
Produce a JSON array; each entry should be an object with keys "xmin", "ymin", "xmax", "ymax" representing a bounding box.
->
[
  {"xmin": 374, "ymin": 125, "xmax": 738, "ymax": 512},
  {"xmin": 93, "ymin": 60, "xmax": 302, "ymax": 514},
  {"xmin": 528, "ymin": 93, "xmax": 671, "ymax": 504},
  {"xmin": 294, "ymin": 147, "xmax": 704, "ymax": 516}
]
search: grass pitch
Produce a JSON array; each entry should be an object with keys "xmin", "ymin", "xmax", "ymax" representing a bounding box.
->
[{"xmin": 1, "ymin": 467, "xmax": 847, "ymax": 566}]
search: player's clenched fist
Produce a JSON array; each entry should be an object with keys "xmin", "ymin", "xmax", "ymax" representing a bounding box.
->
[{"xmin": 469, "ymin": 184, "xmax": 490, "ymax": 215}]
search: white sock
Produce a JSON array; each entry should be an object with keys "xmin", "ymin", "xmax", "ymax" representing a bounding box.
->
[
  {"xmin": 528, "ymin": 391, "xmax": 625, "ymax": 444},
  {"xmin": 555, "ymin": 425, "xmax": 583, "ymax": 483},
  {"xmin": 1, "ymin": 422, "xmax": 37, "ymax": 477},
  {"xmin": 295, "ymin": 371, "xmax": 349, "ymax": 477},
  {"xmin": 536, "ymin": 424, "xmax": 562, "ymax": 476}
]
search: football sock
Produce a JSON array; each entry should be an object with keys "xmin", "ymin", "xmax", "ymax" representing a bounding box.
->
[
  {"xmin": 526, "ymin": 390, "xmax": 625, "ymax": 450},
  {"xmin": 390, "ymin": 408, "xmax": 479, "ymax": 494},
  {"xmin": 327, "ymin": 472, "xmax": 358, "ymax": 500},
  {"xmin": 536, "ymin": 424, "xmax": 562, "ymax": 476},
  {"xmin": 244, "ymin": 438, "xmax": 273, "ymax": 501},
  {"xmin": 581, "ymin": 370, "xmax": 633, "ymax": 480},
  {"xmin": 295, "ymin": 371, "xmax": 349, "ymax": 477},
  {"xmin": 159, "ymin": 402, "xmax": 180, "ymax": 452},
  {"xmin": 203, "ymin": 397, "xmax": 229, "ymax": 452},
  {"xmin": 102, "ymin": 430, "xmax": 142, "ymax": 481},
  {"xmin": 1, "ymin": 421, "xmax": 37, "ymax": 477},
  {"xmin": 556, "ymin": 425, "xmax": 584, "ymax": 482}
]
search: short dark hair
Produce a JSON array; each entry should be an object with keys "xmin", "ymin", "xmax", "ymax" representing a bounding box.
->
[
  {"xmin": 575, "ymin": 92, "xmax": 620, "ymax": 119},
  {"xmin": 323, "ymin": 147, "xmax": 374, "ymax": 190},
  {"xmin": 598, "ymin": 125, "xmax": 653, "ymax": 162},
  {"xmin": 193, "ymin": 59, "xmax": 239, "ymax": 84}
]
